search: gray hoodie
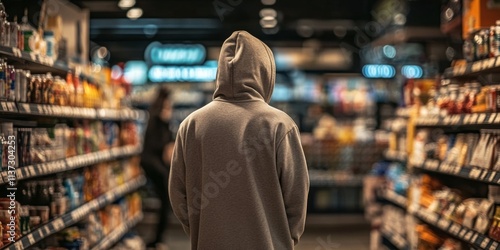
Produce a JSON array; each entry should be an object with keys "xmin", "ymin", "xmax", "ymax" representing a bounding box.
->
[{"xmin": 169, "ymin": 30, "xmax": 309, "ymax": 250}]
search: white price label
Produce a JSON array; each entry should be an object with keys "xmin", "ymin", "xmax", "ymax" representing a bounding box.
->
[
  {"xmin": 437, "ymin": 218, "xmax": 451, "ymax": 230},
  {"xmin": 480, "ymin": 170, "xmax": 489, "ymax": 180},
  {"xmin": 27, "ymin": 166, "xmax": 35, "ymax": 177},
  {"xmin": 471, "ymin": 233, "xmax": 479, "ymax": 243},
  {"xmin": 481, "ymin": 238, "xmax": 490, "ymax": 248},
  {"xmin": 471, "ymin": 114, "xmax": 479, "ymax": 123},
  {"xmin": 22, "ymin": 103, "xmax": 31, "ymax": 114},
  {"xmin": 12, "ymin": 47, "xmax": 22, "ymax": 57},
  {"xmin": 29, "ymin": 52, "xmax": 37, "ymax": 61},
  {"xmin": 490, "ymin": 241, "xmax": 499, "ymax": 250},
  {"xmin": 458, "ymin": 227, "xmax": 467, "ymax": 238},
  {"xmin": 469, "ymin": 168, "xmax": 483, "ymax": 179},
  {"xmin": 53, "ymin": 106, "xmax": 61, "ymax": 115},
  {"xmin": 464, "ymin": 115, "xmax": 471, "ymax": 124},
  {"xmin": 52, "ymin": 218, "xmax": 64, "ymax": 231},
  {"xmin": 16, "ymin": 169, "xmax": 23, "ymax": 180},
  {"xmin": 27, "ymin": 234, "xmax": 35, "ymax": 244},
  {"xmin": 479, "ymin": 114, "xmax": 487, "ymax": 124},
  {"xmin": 489, "ymin": 114, "xmax": 497, "ymax": 124}
]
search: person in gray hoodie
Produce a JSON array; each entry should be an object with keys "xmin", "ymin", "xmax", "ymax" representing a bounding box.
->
[{"xmin": 169, "ymin": 30, "xmax": 309, "ymax": 249}]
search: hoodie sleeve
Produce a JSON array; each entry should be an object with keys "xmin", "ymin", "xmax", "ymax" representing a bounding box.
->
[
  {"xmin": 277, "ymin": 126, "xmax": 310, "ymax": 245},
  {"xmin": 169, "ymin": 130, "xmax": 190, "ymax": 235}
]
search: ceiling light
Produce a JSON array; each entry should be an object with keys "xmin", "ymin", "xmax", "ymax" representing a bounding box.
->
[
  {"xmin": 259, "ymin": 8, "xmax": 277, "ymax": 18},
  {"xmin": 118, "ymin": 0, "xmax": 135, "ymax": 9},
  {"xmin": 127, "ymin": 8, "xmax": 143, "ymax": 20},
  {"xmin": 260, "ymin": 16, "xmax": 278, "ymax": 29},
  {"xmin": 261, "ymin": 0, "xmax": 276, "ymax": 5}
]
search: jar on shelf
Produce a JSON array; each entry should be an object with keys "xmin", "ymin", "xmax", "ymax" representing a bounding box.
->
[{"xmin": 447, "ymin": 84, "xmax": 459, "ymax": 115}]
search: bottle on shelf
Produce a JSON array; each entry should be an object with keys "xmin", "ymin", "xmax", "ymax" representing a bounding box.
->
[
  {"xmin": 0, "ymin": 1, "xmax": 8, "ymax": 47},
  {"xmin": 10, "ymin": 16, "xmax": 22, "ymax": 50},
  {"xmin": 20, "ymin": 8, "xmax": 38, "ymax": 53}
]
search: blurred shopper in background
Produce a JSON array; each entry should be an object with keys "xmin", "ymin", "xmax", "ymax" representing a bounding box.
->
[
  {"xmin": 141, "ymin": 87, "xmax": 175, "ymax": 250},
  {"xmin": 169, "ymin": 31, "xmax": 309, "ymax": 249}
]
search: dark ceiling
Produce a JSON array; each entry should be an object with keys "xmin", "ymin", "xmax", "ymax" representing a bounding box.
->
[{"xmin": 2, "ymin": 0, "xmax": 442, "ymax": 64}]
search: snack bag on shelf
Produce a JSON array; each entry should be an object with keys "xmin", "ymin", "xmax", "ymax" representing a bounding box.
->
[
  {"xmin": 474, "ymin": 199, "xmax": 494, "ymax": 234},
  {"xmin": 469, "ymin": 132, "xmax": 495, "ymax": 169}
]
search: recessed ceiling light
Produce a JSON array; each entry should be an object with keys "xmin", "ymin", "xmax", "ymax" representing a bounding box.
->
[
  {"xmin": 259, "ymin": 8, "xmax": 277, "ymax": 18},
  {"xmin": 118, "ymin": 0, "xmax": 135, "ymax": 9},
  {"xmin": 127, "ymin": 8, "xmax": 143, "ymax": 19},
  {"xmin": 261, "ymin": 0, "xmax": 276, "ymax": 5},
  {"xmin": 260, "ymin": 16, "xmax": 278, "ymax": 28}
]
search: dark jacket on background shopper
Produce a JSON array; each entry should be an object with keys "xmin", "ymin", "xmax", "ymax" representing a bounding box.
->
[
  {"xmin": 140, "ymin": 88, "xmax": 174, "ymax": 246},
  {"xmin": 169, "ymin": 30, "xmax": 309, "ymax": 249}
]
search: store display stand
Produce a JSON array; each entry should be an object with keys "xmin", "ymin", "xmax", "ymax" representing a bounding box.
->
[{"xmin": 0, "ymin": 45, "xmax": 148, "ymax": 249}]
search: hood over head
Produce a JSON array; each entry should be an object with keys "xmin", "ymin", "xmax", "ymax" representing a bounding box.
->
[{"xmin": 213, "ymin": 30, "xmax": 276, "ymax": 103}]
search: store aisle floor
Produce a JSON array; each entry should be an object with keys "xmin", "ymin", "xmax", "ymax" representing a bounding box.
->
[
  {"xmin": 163, "ymin": 219, "xmax": 371, "ymax": 250},
  {"xmin": 138, "ymin": 208, "xmax": 371, "ymax": 250}
]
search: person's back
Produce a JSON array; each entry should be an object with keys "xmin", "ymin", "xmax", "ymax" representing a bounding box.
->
[{"xmin": 169, "ymin": 30, "xmax": 309, "ymax": 250}]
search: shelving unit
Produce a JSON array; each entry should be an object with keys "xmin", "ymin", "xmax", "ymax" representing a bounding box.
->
[
  {"xmin": 415, "ymin": 112, "xmax": 500, "ymax": 128},
  {"xmin": 0, "ymin": 101, "xmax": 147, "ymax": 121},
  {"xmin": 413, "ymin": 158, "xmax": 500, "ymax": 185},
  {"xmin": 0, "ymin": 37, "xmax": 148, "ymax": 248},
  {"xmin": 379, "ymin": 186, "xmax": 500, "ymax": 250},
  {"xmin": 4, "ymin": 175, "xmax": 146, "ymax": 250},
  {"xmin": 443, "ymin": 57, "xmax": 500, "ymax": 79},
  {"xmin": 0, "ymin": 46, "xmax": 69, "ymax": 76},
  {"xmin": 409, "ymin": 206, "xmax": 500, "ymax": 250},
  {"xmin": 0, "ymin": 144, "xmax": 143, "ymax": 185},
  {"xmin": 91, "ymin": 212, "xmax": 144, "ymax": 250}
]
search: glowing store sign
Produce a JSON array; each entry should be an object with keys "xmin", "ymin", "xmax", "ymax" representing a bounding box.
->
[
  {"xmin": 145, "ymin": 42, "xmax": 207, "ymax": 65},
  {"xmin": 401, "ymin": 65, "xmax": 423, "ymax": 79},
  {"xmin": 148, "ymin": 61, "xmax": 218, "ymax": 83},
  {"xmin": 362, "ymin": 64, "xmax": 396, "ymax": 78}
]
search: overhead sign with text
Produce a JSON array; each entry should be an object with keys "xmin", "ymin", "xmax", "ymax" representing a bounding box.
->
[{"xmin": 145, "ymin": 42, "xmax": 207, "ymax": 65}]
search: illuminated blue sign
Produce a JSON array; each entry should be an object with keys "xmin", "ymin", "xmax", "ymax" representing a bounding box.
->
[
  {"xmin": 362, "ymin": 64, "xmax": 396, "ymax": 78},
  {"xmin": 124, "ymin": 61, "xmax": 148, "ymax": 85},
  {"xmin": 148, "ymin": 60, "xmax": 218, "ymax": 83},
  {"xmin": 401, "ymin": 65, "xmax": 423, "ymax": 79},
  {"xmin": 145, "ymin": 42, "xmax": 207, "ymax": 65}
]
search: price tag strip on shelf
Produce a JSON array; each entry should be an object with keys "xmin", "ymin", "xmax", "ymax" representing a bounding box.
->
[
  {"xmin": 384, "ymin": 190, "xmax": 407, "ymax": 208},
  {"xmin": 4, "ymin": 176, "xmax": 146, "ymax": 250},
  {"xmin": 416, "ymin": 159, "xmax": 500, "ymax": 186},
  {"xmin": 0, "ymin": 145, "xmax": 142, "ymax": 184},
  {"xmin": 411, "ymin": 207, "xmax": 500, "ymax": 250}
]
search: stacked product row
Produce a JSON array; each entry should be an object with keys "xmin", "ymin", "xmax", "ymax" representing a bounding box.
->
[
  {"xmin": 409, "ymin": 174, "xmax": 500, "ymax": 246},
  {"xmin": 463, "ymin": 21, "xmax": 500, "ymax": 62},
  {"xmin": 0, "ymin": 121, "xmax": 139, "ymax": 170},
  {"xmin": 0, "ymin": 61, "xmax": 126, "ymax": 109},
  {"xmin": 0, "ymin": 157, "xmax": 142, "ymax": 248},
  {"xmin": 0, "ymin": 1, "xmax": 70, "ymax": 62},
  {"xmin": 412, "ymin": 129, "xmax": 500, "ymax": 173},
  {"xmin": 419, "ymin": 79, "xmax": 500, "ymax": 117},
  {"xmin": 33, "ymin": 193, "xmax": 141, "ymax": 250}
]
